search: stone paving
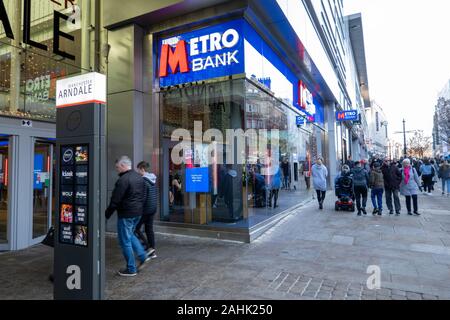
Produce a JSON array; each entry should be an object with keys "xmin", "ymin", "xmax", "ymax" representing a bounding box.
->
[{"xmin": 1, "ymin": 188, "xmax": 450, "ymax": 300}]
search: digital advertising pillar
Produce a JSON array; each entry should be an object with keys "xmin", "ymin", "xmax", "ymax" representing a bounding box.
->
[{"xmin": 53, "ymin": 72, "xmax": 106, "ymax": 300}]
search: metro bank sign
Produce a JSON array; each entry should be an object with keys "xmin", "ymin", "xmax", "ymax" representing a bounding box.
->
[{"xmin": 158, "ymin": 20, "xmax": 244, "ymax": 87}]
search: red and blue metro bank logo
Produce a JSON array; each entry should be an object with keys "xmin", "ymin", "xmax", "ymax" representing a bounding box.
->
[{"xmin": 158, "ymin": 20, "xmax": 245, "ymax": 87}]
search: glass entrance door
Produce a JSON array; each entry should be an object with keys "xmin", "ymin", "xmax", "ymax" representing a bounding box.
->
[
  {"xmin": 32, "ymin": 140, "xmax": 54, "ymax": 240},
  {"xmin": 0, "ymin": 135, "xmax": 10, "ymax": 248}
]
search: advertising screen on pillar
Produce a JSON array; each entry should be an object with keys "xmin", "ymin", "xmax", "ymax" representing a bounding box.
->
[
  {"xmin": 58, "ymin": 144, "xmax": 89, "ymax": 247},
  {"xmin": 158, "ymin": 20, "xmax": 245, "ymax": 87}
]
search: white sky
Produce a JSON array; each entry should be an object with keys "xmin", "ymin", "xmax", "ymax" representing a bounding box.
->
[{"xmin": 344, "ymin": 0, "xmax": 450, "ymax": 143}]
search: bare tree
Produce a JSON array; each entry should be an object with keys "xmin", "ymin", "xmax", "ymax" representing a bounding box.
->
[{"xmin": 408, "ymin": 131, "xmax": 432, "ymax": 158}]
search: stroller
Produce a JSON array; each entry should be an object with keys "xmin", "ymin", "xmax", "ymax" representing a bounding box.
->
[{"xmin": 334, "ymin": 174, "xmax": 355, "ymax": 212}]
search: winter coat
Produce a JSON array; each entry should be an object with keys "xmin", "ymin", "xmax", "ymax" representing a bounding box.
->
[
  {"xmin": 351, "ymin": 167, "xmax": 369, "ymax": 188},
  {"xmin": 270, "ymin": 168, "xmax": 282, "ymax": 190},
  {"xmin": 142, "ymin": 172, "xmax": 157, "ymax": 215},
  {"xmin": 439, "ymin": 164, "xmax": 450, "ymax": 180},
  {"xmin": 369, "ymin": 168, "xmax": 384, "ymax": 189},
  {"xmin": 419, "ymin": 164, "xmax": 435, "ymax": 176},
  {"xmin": 399, "ymin": 167, "xmax": 421, "ymax": 196},
  {"xmin": 106, "ymin": 170, "xmax": 144, "ymax": 219},
  {"xmin": 382, "ymin": 163, "xmax": 402, "ymax": 190},
  {"xmin": 312, "ymin": 164, "xmax": 328, "ymax": 191}
]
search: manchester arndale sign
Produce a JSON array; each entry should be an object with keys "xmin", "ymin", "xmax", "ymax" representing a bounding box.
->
[{"xmin": 56, "ymin": 73, "xmax": 106, "ymax": 108}]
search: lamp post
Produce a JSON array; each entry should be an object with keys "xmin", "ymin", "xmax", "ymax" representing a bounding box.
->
[{"xmin": 403, "ymin": 119, "xmax": 407, "ymax": 158}]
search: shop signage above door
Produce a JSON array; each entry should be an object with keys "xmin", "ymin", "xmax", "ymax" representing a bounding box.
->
[
  {"xmin": 336, "ymin": 110, "xmax": 358, "ymax": 122},
  {"xmin": 158, "ymin": 19, "xmax": 244, "ymax": 87},
  {"xmin": 56, "ymin": 72, "xmax": 106, "ymax": 108},
  {"xmin": 0, "ymin": 0, "xmax": 77, "ymax": 60}
]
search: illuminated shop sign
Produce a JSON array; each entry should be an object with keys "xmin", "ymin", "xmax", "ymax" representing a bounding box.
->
[
  {"xmin": 298, "ymin": 81, "xmax": 316, "ymax": 116},
  {"xmin": 158, "ymin": 20, "xmax": 244, "ymax": 87},
  {"xmin": 336, "ymin": 110, "xmax": 358, "ymax": 122}
]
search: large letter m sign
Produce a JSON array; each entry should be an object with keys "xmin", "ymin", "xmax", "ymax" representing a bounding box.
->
[{"xmin": 159, "ymin": 40, "xmax": 190, "ymax": 77}]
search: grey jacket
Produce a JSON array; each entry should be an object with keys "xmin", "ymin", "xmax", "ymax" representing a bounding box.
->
[
  {"xmin": 312, "ymin": 164, "xmax": 328, "ymax": 191},
  {"xmin": 399, "ymin": 167, "xmax": 421, "ymax": 196}
]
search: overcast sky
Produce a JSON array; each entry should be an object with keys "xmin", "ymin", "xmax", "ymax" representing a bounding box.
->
[{"xmin": 344, "ymin": 0, "xmax": 450, "ymax": 143}]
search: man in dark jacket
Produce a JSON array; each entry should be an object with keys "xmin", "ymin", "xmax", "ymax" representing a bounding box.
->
[
  {"xmin": 382, "ymin": 159, "xmax": 402, "ymax": 215},
  {"xmin": 351, "ymin": 161, "xmax": 370, "ymax": 216},
  {"xmin": 105, "ymin": 156, "xmax": 151, "ymax": 276},
  {"xmin": 135, "ymin": 161, "xmax": 158, "ymax": 258}
]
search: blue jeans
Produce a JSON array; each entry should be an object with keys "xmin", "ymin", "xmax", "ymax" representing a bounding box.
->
[
  {"xmin": 371, "ymin": 188, "xmax": 384, "ymax": 211},
  {"xmin": 442, "ymin": 178, "xmax": 450, "ymax": 193},
  {"xmin": 117, "ymin": 216, "xmax": 147, "ymax": 273}
]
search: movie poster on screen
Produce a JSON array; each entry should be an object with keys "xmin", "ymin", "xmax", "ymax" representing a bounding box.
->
[
  {"xmin": 75, "ymin": 145, "xmax": 88, "ymax": 164},
  {"xmin": 74, "ymin": 225, "xmax": 87, "ymax": 246},
  {"xmin": 75, "ymin": 165, "xmax": 88, "ymax": 185},
  {"xmin": 61, "ymin": 166, "xmax": 74, "ymax": 184},
  {"xmin": 60, "ymin": 185, "xmax": 74, "ymax": 203},
  {"xmin": 60, "ymin": 223, "xmax": 73, "ymax": 243},
  {"xmin": 61, "ymin": 147, "xmax": 74, "ymax": 165},
  {"xmin": 74, "ymin": 206, "xmax": 87, "ymax": 225},
  {"xmin": 75, "ymin": 185, "xmax": 88, "ymax": 205},
  {"xmin": 60, "ymin": 204, "xmax": 73, "ymax": 223}
]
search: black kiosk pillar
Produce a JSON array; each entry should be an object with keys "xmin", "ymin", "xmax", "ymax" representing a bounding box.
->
[{"xmin": 54, "ymin": 72, "xmax": 106, "ymax": 300}]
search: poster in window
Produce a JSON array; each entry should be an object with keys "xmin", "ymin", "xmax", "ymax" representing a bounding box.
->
[
  {"xmin": 60, "ymin": 185, "xmax": 74, "ymax": 203},
  {"xmin": 74, "ymin": 225, "xmax": 87, "ymax": 246},
  {"xmin": 75, "ymin": 185, "xmax": 88, "ymax": 205},
  {"xmin": 61, "ymin": 166, "xmax": 74, "ymax": 184},
  {"xmin": 75, "ymin": 146, "xmax": 88, "ymax": 164},
  {"xmin": 60, "ymin": 223, "xmax": 73, "ymax": 243},
  {"xmin": 61, "ymin": 147, "xmax": 74, "ymax": 165},
  {"xmin": 60, "ymin": 204, "xmax": 73, "ymax": 223},
  {"xmin": 75, "ymin": 165, "xmax": 88, "ymax": 185},
  {"xmin": 74, "ymin": 206, "xmax": 87, "ymax": 225}
]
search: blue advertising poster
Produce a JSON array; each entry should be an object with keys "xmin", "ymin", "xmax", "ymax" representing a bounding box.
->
[
  {"xmin": 186, "ymin": 167, "xmax": 209, "ymax": 193},
  {"xmin": 296, "ymin": 116, "xmax": 305, "ymax": 126},
  {"xmin": 336, "ymin": 110, "xmax": 358, "ymax": 121},
  {"xmin": 34, "ymin": 154, "xmax": 44, "ymax": 190},
  {"xmin": 158, "ymin": 19, "xmax": 245, "ymax": 87}
]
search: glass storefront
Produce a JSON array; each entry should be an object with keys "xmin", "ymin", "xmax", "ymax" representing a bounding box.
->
[
  {"xmin": 32, "ymin": 140, "xmax": 54, "ymax": 239},
  {"xmin": 0, "ymin": 135, "xmax": 10, "ymax": 244},
  {"xmin": 158, "ymin": 79, "xmax": 316, "ymax": 229}
]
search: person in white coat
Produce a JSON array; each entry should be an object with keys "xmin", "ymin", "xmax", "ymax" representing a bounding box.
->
[{"xmin": 312, "ymin": 157, "xmax": 328, "ymax": 210}]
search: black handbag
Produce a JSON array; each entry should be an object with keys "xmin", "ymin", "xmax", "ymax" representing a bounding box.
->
[{"xmin": 41, "ymin": 226, "xmax": 55, "ymax": 248}]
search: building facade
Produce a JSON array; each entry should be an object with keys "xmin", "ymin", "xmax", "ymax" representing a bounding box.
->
[
  {"xmin": 1, "ymin": 0, "xmax": 371, "ymax": 250},
  {"xmin": 433, "ymin": 81, "xmax": 450, "ymax": 159},
  {"xmin": 365, "ymin": 100, "xmax": 388, "ymax": 158}
]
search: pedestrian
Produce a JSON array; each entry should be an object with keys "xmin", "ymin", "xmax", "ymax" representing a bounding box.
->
[
  {"xmin": 268, "ymin": 166, "xmax": 281, "ymax": 208},
  {"xmin": 105, "ymin": 156, "xmax": 152, "ymax": 277},
  {"xmin": 351, "ymin": 161, "xmax": 369, "ymax": 216},
  {"xmin": 438, "ymin": 160, "xmax": 450, "ymax": 196},
  {"xmin": 430, "ymin": 159, "xmax": 439, "ymax": 191},
  {"xmin": 399, "ymin": 158, "xmax": 421, "ymax": 216},
  {"xmin": 311, "ymin": 157, "xmax": 328, "ymax": 210},
  {"xmin": 419, "ymin": 158, "xmax": 435, "ymax": 195},
  {"xmin": 369, "ymin": 162, "xmax": 384, "ymax": 215},
  {"xmin": 345, "ymin": 155, "xmax": 354, "ymax": 170},
  {"xmin": 135, "ymin": 161, "xmax": 158, "ymax": 258},
  {"xmin": 281, "ymin": 158, "xmax": 290, "ymax": 190},
  {"xmin": 381, "ymin": 159, "xmax": 402, "ymax": 215}
]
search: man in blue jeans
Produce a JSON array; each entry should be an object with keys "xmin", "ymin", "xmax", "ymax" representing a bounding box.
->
[
  {"xmin": 369, "ymin": 162, "xmax": 385, "ymax": 215},
  {"xmin": 106, "ymin": 156, "xmax": 151, "ymax": 276}
]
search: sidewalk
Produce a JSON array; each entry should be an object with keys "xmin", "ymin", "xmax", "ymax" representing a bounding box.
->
[{"xmin": 1, "ymin": 187, "xmax": 450, "ymax": 300}]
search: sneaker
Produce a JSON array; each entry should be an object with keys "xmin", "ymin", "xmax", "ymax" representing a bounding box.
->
[
  {"xmin": 389, "ymin": 210, "xmax": 394, "ymax": 215},
  {"xmin": 138, "ymin": 254, "xmax": 152, "ymax": 271},
  {"xmin": 149, "ymin": 252, "xmax": 157, "ymax": 259},
  {"xmin": 414, "ymin": 211, "xmax": 421, "ymax": 216},
  {"xmin": 407, "ymin": 212, "xmax": 413, "ymax": 216},
  {"xmin": 118, "ymin": 269, "xmax": 137, "ymax": 277},
  {"xmin": 378, "ymin": 211, "xmax": 382, "ymax": 216},
  {"xmin": 147, "ymin": 248, "xmax": 156, "ymax": 256},
  {"xmin": 372, "ymin": 208, "xmax": 378, "ymax": 215},
  {"xmin": 362, "ymin": 208, "xmax": 367, "ymax": 215}
]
